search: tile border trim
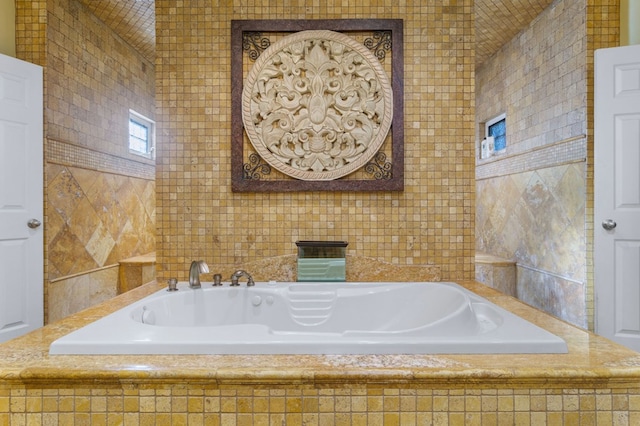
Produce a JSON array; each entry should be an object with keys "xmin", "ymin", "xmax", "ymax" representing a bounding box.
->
[
  {"xmin": 47, "ymin": 139, "xmax": 155, "ymax": 180},
  {"xmin": 476, "ymin": 136, "xmax": 586, "ymax": 181}
]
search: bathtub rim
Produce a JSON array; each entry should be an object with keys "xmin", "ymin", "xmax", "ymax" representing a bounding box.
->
[
  {"xmin": 2, "ymin": 280, "xmax": 640, "ymax": 389},
  {"xmin": 47, "ymin": 281, "xmax": 568, "ymax": 356}
]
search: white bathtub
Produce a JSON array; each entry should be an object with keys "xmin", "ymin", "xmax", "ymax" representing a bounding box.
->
[{"xmin": 49, "ymin": 281, "xmax": 568, "ymax": 355}]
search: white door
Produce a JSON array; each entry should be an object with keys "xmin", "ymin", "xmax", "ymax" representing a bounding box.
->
[
  {"xmin": 594, "ymin": 44, "xmax": 640, "ymax": 352},
  {"xmin": 0, "ymin": 54, "xmax": 43, "ymax": 343}
]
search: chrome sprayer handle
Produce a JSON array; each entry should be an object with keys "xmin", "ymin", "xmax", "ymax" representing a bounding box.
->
[{"xmin": 230, "ymin": 270, "xmax": 255, "ymax": 286}]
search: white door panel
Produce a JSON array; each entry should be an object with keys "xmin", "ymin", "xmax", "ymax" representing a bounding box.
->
[
  {"xmin": 595, "ymin": 44, "xmax": 640, "ymax": 352},
  {"xmin": 616, "ymin": 242, "xmax": 640, "ymax": 333},
  {"xmin": 614, "ymin": 115, "xmax": 640, "ymax": 207},
  {"xmin": 0, "ymin": 240, "xmax": 28, "ymax": 336},
  {"xmin": 0, "ymin": 123, "xmax": 28, "ymax": 239},
  {"xmin": 0, "ymin": 53, "xmax": 43, "ymax": 342}
]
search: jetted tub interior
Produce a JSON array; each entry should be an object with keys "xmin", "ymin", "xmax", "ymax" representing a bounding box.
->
[{"xmin": 49, "ymin": 281, "xmax": 568, "ymax": 355}]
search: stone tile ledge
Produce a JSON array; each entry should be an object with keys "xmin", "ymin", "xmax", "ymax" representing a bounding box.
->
[{"xmin": 475, "ymin": 251, "xmax": 516, "ymax": 267}]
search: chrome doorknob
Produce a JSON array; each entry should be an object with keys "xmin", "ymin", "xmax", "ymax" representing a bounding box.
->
[
  {"xmin": 27, "ymin": 219, "xmax": 41, "ymax": 229},
  {"xmin": 602, "ymin": 219, "xmax": 617, "ymax": 230}
]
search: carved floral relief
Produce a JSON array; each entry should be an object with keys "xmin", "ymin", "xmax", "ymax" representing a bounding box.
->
[{"xmin": 241, "ymin": 30, "xmax": 394, "ymax": 181}]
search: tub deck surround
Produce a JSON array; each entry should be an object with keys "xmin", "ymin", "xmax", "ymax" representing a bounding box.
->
[{"xmin": 1, "ymin": 280, "xmax": 639, "ymax": 389}]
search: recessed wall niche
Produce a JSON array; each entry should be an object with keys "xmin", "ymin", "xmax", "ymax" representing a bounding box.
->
[{"xmin": 231, "ymin": 19, "xmax": 404, "ymax": 192}]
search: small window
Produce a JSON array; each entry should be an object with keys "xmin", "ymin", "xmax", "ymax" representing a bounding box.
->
[
  {"xmin": 486, "ymin": 113, "xmax": 506, "ymax": 154},
  {"xmin": 129, "ymin": 110, "xmax": 155, "ymax": 159}
]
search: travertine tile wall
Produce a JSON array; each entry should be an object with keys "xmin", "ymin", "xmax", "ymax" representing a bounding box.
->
[
  {"xmin": 155, "ymin": 0, "xmax": 476, "ymax": 282},
  {"xmin": 15, "ymin": 0, "xmax": 156, "ymax": 322},
  {"xmin": 3, "ymin": 386, "xmax": 640, "ymax": 425},
  {"xmin": 46, "ymin": 0, "xmax": 155, "ymax": 160},
  {"xmin": 46, "ymin": 165, "xmax": 155, "ymax": 280},
  {"xmin": 475, "ymin": 0, "xmax": 619, "ymax": 329},
  {"xmin": 476, "ymin": 164, "xmax": 587, "ymax": 327}
]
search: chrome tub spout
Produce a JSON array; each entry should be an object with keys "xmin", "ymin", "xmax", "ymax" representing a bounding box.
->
[{"xmin": 189, "ymin": 260, "xmax": 209, "ymax": 289}]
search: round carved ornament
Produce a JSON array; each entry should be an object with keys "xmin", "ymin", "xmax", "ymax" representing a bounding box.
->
[{"xmin": 242, "ymin": 30, "xmax": 394, "ymax": 181}]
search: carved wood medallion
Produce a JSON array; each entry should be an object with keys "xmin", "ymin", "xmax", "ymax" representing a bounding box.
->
[
  {"xmin": 241, "ymin": 30, "xmax": 394, "ymax": 181},
  {"xmin": 231, "ymin": 19, "xmax": 404, "ymax": 192}
]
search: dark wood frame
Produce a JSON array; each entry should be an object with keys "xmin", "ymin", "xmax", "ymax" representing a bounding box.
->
[{"xmin": 231, "ymin": 19, "xmax": 404, "ymax": 192}]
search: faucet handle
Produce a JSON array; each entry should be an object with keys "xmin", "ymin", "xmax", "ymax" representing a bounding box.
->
[
  {"xmin": 230, "ymin": 274, "xmax": 240, "ymax": 286},
  {"xmin": 213, "ymin": 273, "xmax": 222, "ymax": 286},
  {"xmin": 166, "ymin": 278, "xmax": 178, "ymax": 292}
]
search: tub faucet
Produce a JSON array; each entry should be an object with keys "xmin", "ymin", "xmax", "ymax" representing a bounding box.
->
[
  {"xmin": 189, "ymin": 260, "xmax": 210, "ymax": 289},
  {"xmin": 230, "ymin": 270, "xmax": 255, "ymax": 286}
]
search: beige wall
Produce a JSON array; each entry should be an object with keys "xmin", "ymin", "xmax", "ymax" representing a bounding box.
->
[
  {"xmin": 155, "ymin": 1, "xmax": 476, "ymax": 283},
  {"xmin": 621, "ymin": 0, "xmax": 640, "ymax": 45},
  {"xmin": 0, "ymin": 0, "xmax": 16, "ymax": 56}
]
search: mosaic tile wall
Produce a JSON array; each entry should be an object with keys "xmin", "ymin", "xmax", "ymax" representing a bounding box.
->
[
  {"xmin": 14, "ymin": 0, "xmax": 46, "ymax": 68},
  {"xmin": 16, "ymin": 0, "xmax": 157, "ymax": 322},
  {"xmin": 3, "ymin": 385, "xmax": 640, "ymax": 425},
  {"xmin": 155, "ymin": 0, "xmax": 476, "ymax": 282},
  {"xmin": 475, "ymin": 0, "xmax": 619, "ymax": 329}
]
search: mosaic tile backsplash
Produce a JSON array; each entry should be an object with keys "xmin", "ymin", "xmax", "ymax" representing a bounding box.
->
[{"xmin": 155, "ymin": 0, "xmax": 476, "ymax": 282}]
